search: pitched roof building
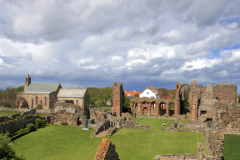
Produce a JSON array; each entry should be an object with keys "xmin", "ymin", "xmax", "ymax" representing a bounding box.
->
[{"xmin": 16, "ymin": 74, "xmax": 89, "ymax": 109}]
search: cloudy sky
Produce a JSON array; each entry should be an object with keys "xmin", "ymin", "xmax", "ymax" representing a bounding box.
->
[{"xmin": 0, "ymin": 0, "xmax": 240, "ymax": 93}]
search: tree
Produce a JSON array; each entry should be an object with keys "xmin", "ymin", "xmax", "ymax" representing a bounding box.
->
[
  {"xmin": 157, "ymin": 88, "xmax": 170, "ymax": 97},
  {"xmin": 16, "ymin": 86, "xmax": 24, "ymax": 92},
  {"xmin": 0, "ymin": 133, "xmax": 25, "ymax": 160},
  {"xmin": 1, "ymin": 86, "xmax": 17, "ymax": 107},
  {"xmin": 238, "ymin": 95, "xmax": 240, "ymax": 103},
  {"xmin": 88, "ymin": 87, "xmax": 101, "ymax": 107},
  {"xmin": 134, "ymin": 94, "xmax": 139, "ymax": 97},
  {"xmin": 124, "ymin": 95, "xmax": 130, "ymax": 107},
  {"xmin": 100, "ymin": 87, "xmax": 112, "ymax": 108}
]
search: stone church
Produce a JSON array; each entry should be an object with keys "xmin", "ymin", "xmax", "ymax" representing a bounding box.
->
[{"xmin": 16, "ymin": 74, "xmax": 90, "ymax": 109}]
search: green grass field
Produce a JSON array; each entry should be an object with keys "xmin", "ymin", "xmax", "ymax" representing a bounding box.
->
[
  {"xmin": 223, "ymin": 134, "xmax": 240, "ymax": 160},
  {"xmin": 0, "ymin": 110, "xmax": 22, "ymax": 116},
  {"xmin": 137, "ymin": 118, "xmax": 176, "ymax": 130},
  {"xmin": 11, "ymin": 124, "xmax": 206, "ymax": 160}
]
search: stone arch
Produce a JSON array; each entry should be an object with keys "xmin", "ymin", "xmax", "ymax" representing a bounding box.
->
[
  {"xmin": 175, "ymin": 83, "xmax": 191, "ymax": 116},
  {"xmin": 157, "ymin": 101, "xmax": 168, "ymax": 116},
  {"xmin": 168, "ymin": 101, "xmax": 175, "ymax": 116}
]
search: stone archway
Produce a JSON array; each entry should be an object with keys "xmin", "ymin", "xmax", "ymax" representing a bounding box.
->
[
  {"xmin": 175, "ymin": 82, "xmax": 191, "ymax": 116},
  {"xmin": 175, "ymin": 80, "xmax": 200, "ymax": 120}
]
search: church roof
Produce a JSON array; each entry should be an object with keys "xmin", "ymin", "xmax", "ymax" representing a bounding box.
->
[
  {"xmin": 57, "ymin": 88, "xmax": 87, "ymax": 98},
  {"xmin": 25, "ymin": 83, "xmax": 61, "ymax": 93}
]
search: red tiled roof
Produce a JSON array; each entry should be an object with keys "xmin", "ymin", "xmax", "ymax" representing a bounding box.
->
[{"xmin": 124, "ymin": 91, "xmax": 141, "ymax": 96}]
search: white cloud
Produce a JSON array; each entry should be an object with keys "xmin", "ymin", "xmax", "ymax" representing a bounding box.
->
[{"xmin": 0, "ymin": 0, "xmax": 240, "ymax": 93}]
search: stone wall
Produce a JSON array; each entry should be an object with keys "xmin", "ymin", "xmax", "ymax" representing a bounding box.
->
[
  {"xmin": 51, "ymin": 103, "xmax": 86, "ymax": 126},
  {"xmin": 94, "ymin": 138, "xmax": 119, "ymax": 160},
  {"xmin": 112, "ymin": 82, "xmax": 124, "ymax": 117},
  {"xmin": 0, "ymin": 107, "xmax": 51, "ymax": 114},
  {"xmin": 92, "ymin": 120, "xmax": 110, "ymax": 136},
  {"xmin": 155, "ymin": 154, "xmax": 197, "ymax": 160}
]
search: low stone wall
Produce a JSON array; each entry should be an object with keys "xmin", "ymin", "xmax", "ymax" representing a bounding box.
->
[
  {"xmin": 121, "ymin": 121, "xmax": 151, "ymax": 130},
  {"xmin": 106, "ymin": 127, "xmax": 118, "ymax": 137},
  {"xmin": 92, "ymin": 120, "xmax": 110, "ymax": 136},
  {"xmin": 184, "ymin": 121, "xmax": 224, "ymax": 159},
  {"xmin": 155, "ymin": 154, "xmax": 197, "ymax": 160},
  {"xmin": 0, "ymin": 107, "xmax": 51, "ymax": 114},
  {"xmin": 94, "ymin": 138, "xmax": 119, "ymax": 160},
  {"xmin": 197, "ymin": 142, "xmax": 216, "ymax": 160},
  {"xmin": 0, "ymin": 116, "xmax": 39, "ymax": 134}
]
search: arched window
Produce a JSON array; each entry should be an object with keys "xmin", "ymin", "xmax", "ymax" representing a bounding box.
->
[
  {"xmin": 45, "ymin": 97, "xmax": 47, "ymax": 106},
  {"xmin": 36, "ymin": 97, "xmax": 38, "ymax": 105}
]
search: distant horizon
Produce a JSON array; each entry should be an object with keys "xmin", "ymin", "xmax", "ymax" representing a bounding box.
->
[{"xmin": 0, "ymin": 1, "xmax": 240, "ymax": 94}]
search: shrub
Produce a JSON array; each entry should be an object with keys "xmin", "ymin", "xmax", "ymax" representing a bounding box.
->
[
  {"xmin": 35, "ymin": 104, "xmax": 43, "ymax": 109},
  {"xmin": 42, "ymin": 120, "xmax": 47, "ymax": 127},
  {"xmin": 26, "ymin": 123, "xmax": 35, "ymax": 131},
  {"xmin": 35, "ymin": 119, "xmax": 42, "ymax": 128},
  {"xmin": 15, "ymin": 128, "xmax": 27, "ymax": 135}
]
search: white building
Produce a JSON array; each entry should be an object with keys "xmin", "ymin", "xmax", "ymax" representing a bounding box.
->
[{"xmin": 139, "ymin": 89, "xmax": 160, "ymax": 99}]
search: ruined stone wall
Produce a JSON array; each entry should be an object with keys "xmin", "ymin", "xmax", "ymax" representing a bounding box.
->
[
  {"xmin": 112, "ymin": 82, "xmax": 124, "ymax": 117},
  {"xmin": 155, "ymin": 154, "xmax": 197, "ymax": 160},
  {"xmin": 94, "ymin": 138, "xmax": 119, "ymax": 160},
  {"xmin": 92, "ymin": 120, "xmax": 110, "ymax": 136},
  {"xmin": 214, "ymin": 83, "xmax": 237, "ymax": 104},
  {"xmin": 51, "ymin": 103, "xmax": 88, "ymax": 125}
]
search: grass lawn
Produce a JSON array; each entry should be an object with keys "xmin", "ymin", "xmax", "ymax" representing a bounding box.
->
[
  {"xmin": 0, "ymin": 110, "xmax": 22, "ymax": 116},
  {"xmin": 137, "ymin": 118, "xmax": 176, "ymax": 130},
  {"xmin": 12, "ymin": 124, "xmax": 206, "ymax": 160},
  {"xmin": 223, "ymin": 134, "xmax": 240, "ymax": 160}
]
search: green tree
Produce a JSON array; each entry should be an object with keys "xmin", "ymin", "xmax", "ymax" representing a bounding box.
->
[
  {"xmin": 157, "ymin": 88, "xmax": 170, "ymax": 97},
  {"xmin": 238, "ymin": 95, "xmax": 240, "ymax": 103},
  {"xmin": 16, "ymin": 86, "xmax": 24, "ymax": 92},
  {"xmin": 100, "ymin": 87, "xmax": 112, "ymax": 108},
  {"xmin": 0, "ymin": 133, "xmax": 25, "ymax": 159},
  {"xmin": 88, "ymin": 87, "xmax": 101, "ymax": 107},
  {"xmin": 124, "ymin": 95, "xmax": 130, "ymax": 107},
  {"xmin": 134, "ymin": 94, "xmax": 139, "ymax": 97},
  {"xmin": 2, "ymin": 86, "xmax": 17, "ymax": 107}
]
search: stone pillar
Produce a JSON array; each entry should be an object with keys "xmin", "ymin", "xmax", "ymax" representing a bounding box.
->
[
  {"xmin": 156, "ymin": 103, "xmax": 159, "ymax": 116},
  {"xmin": 149, "ymin": 103, "xmax": 151, "ymax": 115},
  {"xmin": 139, "ymin": 103, "xmax": 142, "ymax": 114},
  {"xmin": 166, "ymin": 107, "xmax": 170, "ymax": 116},
  {"xmin": 174, "ymin": 100, "xmax": 180, "ymax": 116}
]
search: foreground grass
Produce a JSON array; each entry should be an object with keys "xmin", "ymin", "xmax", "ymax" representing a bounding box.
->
[
  {"xmin": 223, "ymin": 134, "xmax": 240, "ymax": 160},
  {"xmin": 0, "ymin": 110, "xmax": 22, "ymax": 116},
  {"xmin": 12, "ymin": 124, "xmax": 206, "ymax": 160}
]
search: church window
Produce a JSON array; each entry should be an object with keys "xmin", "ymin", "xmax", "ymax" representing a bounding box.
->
[
  {"xmin": 76, "ymin": 100, "xmax": 78, "ymax": 105},
  {"xmin": 45, "ymin": 97, "xmax": 47, "ymax": 106},
  {"xmin": 36, "ymin": 97, "xmax": 38, "ymax": 105}
]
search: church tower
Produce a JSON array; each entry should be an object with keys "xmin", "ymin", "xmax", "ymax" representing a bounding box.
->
[{"xmin": 24, "ymin": 74, "xmax": 31, "ymax": 91}]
